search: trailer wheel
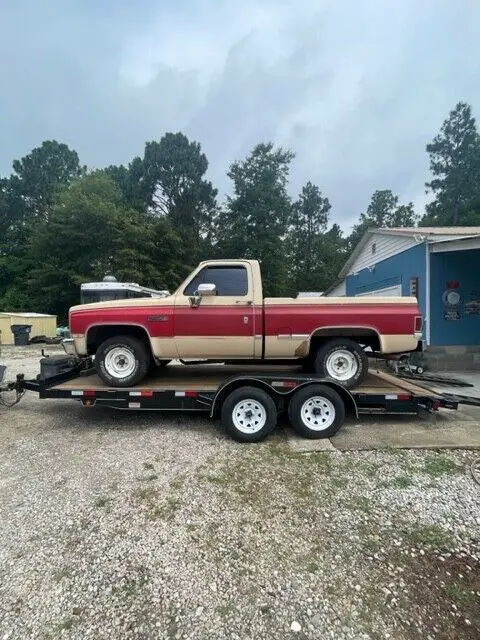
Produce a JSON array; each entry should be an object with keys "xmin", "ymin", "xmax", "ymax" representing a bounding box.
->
[
  {"xmin": 312, "ymin": 338, "xmax": 368, "ymax": 389},
  {"xmin": 95, "ymin": 335, "xmax": 149, "ymax": 387},
  {"xmin": 288, "ymin": 384, "xmax": 345, "ymax": 439},
  {"xmin": 221, "ymin": 386, "xmax": 277, "ymax": 443}
]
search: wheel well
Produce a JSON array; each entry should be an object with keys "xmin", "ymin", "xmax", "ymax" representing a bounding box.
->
[
  {"xmin": 309, "ymin": 328, "xmax": 381, "ymax": 354},
  {"xmin": 86, "ymin": 325, "xmax": 153, "ymax": 356}
]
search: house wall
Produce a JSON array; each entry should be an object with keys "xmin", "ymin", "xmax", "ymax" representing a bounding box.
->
[
  {"xmin": 345, "ymin": 243, "xmax": 427, "ymax": 338},
  {"xmin": 346, "ymin": 232, "xmax": 418, "ymax": 275},
  {"xmin": 429, "ymin": 249, "xmax": 480, "ymax": 346},
  {"xmin": 326, "ymin": 281, "xmax": 346, "ymax": 296}
]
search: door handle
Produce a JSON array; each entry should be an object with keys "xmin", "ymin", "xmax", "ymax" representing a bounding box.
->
[{"xmin": 236, "ymin": 300, "xmax": 252, "ymax": 305}]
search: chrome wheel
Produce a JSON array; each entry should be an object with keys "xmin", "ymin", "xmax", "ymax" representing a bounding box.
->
[
  {"xmin": 232, "ymin": 399, "xmax": 267, "ymax": 434},
  {"xmin": 300, "ymin": 396, "xmax": 336, "ymax": 431},
  {"xmin": 325, "ymin": 349, "xmax": 358, "ymax": 381},
  {"xmin": 104, "ymin": 346, "xmax": 136, "ymax": 379}
]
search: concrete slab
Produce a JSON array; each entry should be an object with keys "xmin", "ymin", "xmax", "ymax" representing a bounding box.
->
[{"xmin": 286, "ymin": 409, "xmax": 480, "ymax": 453}]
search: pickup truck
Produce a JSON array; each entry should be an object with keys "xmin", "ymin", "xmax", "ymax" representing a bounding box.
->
[{"xmin": 68, "ymin": 259, "xmax": 422, "ymax": 389}]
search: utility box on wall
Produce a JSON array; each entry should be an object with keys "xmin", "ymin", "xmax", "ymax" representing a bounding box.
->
[{"xmin": 409, "ymin": 277, "xmax": 419, "ymax": 298}]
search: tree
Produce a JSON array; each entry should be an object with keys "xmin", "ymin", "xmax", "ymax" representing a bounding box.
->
[
  {"xmin": 216, "ymin": 143, "xmax": 294, "ymax": 296},
  {"xmin": 286, "ymin": 182, "xmax": 344, "ymax": 292},
  {"xmin": 347, "ymin": 189, "xmax": 418, "ymax": 252},
  {"xmin": 106, "ymin": 133, "xmax": 217, "ymax": 264},
  {"xmin": 421, "ymin": 102, "xmax": 480, "ymax": 226},
  {"xmin": 9, "ymin": 140, "xmax": 83, "ymax": 220},
  {"xmin": 4, "ymin": 173, "xmax": 183, "ymax": 317}
]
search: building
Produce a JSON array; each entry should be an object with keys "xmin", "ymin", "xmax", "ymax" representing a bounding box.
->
[
  {"xmin": 0, "ymin": 312, "xmax": 57, "ymax": 346},
  {"xmin": 325, "ymin": 227, "xmax": 480, "ymax": 366}
]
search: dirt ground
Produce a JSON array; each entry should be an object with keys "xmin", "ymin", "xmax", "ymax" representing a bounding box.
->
[{"xmin": 0, "ymin": 346, "xmax": 479, "ymax": 639}]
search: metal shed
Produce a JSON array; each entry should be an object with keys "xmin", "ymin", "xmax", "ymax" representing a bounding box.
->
[{"xmin": 0, "ymin": 313, "xmax": 57, "ymax": 346}]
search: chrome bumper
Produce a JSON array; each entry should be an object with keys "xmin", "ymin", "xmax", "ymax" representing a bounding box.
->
[{"xmin": 62, "ymin": 338, "xmax": 77, "ymax": 356}]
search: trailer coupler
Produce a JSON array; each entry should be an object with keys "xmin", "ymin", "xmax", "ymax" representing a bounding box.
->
[{"xmin": 0, "ymin": 373, "xmax": 27, "ymax": 407}]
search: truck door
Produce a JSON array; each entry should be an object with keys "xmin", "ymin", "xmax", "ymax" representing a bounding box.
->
[{"xmin": 174, "ymin": 264, "xmax": 255, "ymax": 359}]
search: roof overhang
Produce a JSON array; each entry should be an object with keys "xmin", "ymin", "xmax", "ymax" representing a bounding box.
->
[{"xmin": 429, "ymin": 234, "xmax": 480, "ymax": 253}]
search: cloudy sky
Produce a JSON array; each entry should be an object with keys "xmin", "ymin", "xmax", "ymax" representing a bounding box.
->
[{"xmin": 1, "ymin": 0, "xmax": 479, "ymax": 231}]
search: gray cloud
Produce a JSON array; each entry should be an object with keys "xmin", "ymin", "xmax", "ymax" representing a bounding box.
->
[{"xmin": 1, "ymin": 0, "xmax": 479, "ymax": 231}]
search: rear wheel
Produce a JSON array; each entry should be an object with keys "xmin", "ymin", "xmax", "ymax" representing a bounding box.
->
[
  {"xmin": 312, "ymin": 338, "xmax": 368, "ymax": 389},
  {"xmin": 288, "ymin": 384, "xmax": 345, "ymax": 439},
  {"xmin": 95, "ymin": 335, "xmax": 150, "ymax": 387},
  {"xmin": 221, "ymin": 386, "xmax": 277, "ymax": 443}
]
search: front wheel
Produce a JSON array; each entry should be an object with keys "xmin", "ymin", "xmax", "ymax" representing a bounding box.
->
[
  {"xmin": 95, "ymin": 335, "xmax": 150, "ymax": 387},
  {"xmin": 221, "ymin": 386, "xmax": 277, "ymax": 443},
  {"xmin": 288, "ymin": 384, "xmax": 345, "ymax": 439},
  {"xmin": 312, "ymin": 338, "xmax": 368, "ymax": 389}
]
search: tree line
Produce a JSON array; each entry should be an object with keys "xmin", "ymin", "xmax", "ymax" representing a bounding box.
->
[{"xmin": 1, "ymin": 101, "xmax": 480, "ymax": 319}]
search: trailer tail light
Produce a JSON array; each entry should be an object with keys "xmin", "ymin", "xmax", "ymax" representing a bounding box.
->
[
  {"xmin": 129, "ymin": 390, "xmax": 153, "ymax": 397},
  {"xmin": 386, "ymin": 393, "xmax": 411, "ymax": 401},
  {"xmin": 71, "ymin": 389, "xmax": 96, "ymax": 397},
  {"xmin": 175, "ymin": 391, "xmax": 198, "ymax": 398},
  {"xmin": 272, "ymin": 381, "xmax": 297, "ymax": 389},
  {"xmin": 414, "ymin": 315, "xmax": 423, "ymax": 333}
]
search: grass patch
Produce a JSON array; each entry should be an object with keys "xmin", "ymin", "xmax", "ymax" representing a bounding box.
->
[
  {"xmin": 346, "ymin": 496, "xmax": 372, "ymax": 514},
  {"xmin": 140, "ymin": 473, "xmax": 159, "ymax": 481},
  {"xmin": 53, "ymin": 617, "xmax": 77, "ymax": 633},
  {"xmin": 422, "ymin": 456, "xmax": 462, "ymax": 477},
  {"xmin": 331, "ymin": 476, "xmax": 348, "ymax": 489},
  {"xmin": 94, "ymin": 496, "xmax": 111, "ymax": 508},
  {"xmin": 53, "ymin": 567, "xmax": 72, "ymax": 582},
  {"xmin": 216, "ymin": 602, "xmax": 236, "ymax": 618},
  {"xmin": 170, "ymin": 474, "xmax": 186, "ymax": 490},
  {"xmin": 445, "ymin": 581, "xmax": 476, "ymax": 605},
  {"xmin": 391, "ymin": 475, "xmax": 414, "ymax": 489},
  {"xmin": 401, "ymin": 523, "xmax": 453, "ymax": 549}
]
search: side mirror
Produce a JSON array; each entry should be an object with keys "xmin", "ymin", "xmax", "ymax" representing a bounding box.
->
[
  {"xmin": 197, "ymin": 283, "xmax": 216, "ymax": 297},
  {"xmin": 189, "ymin": 283, "xmax": 217, "ymax": 307}
]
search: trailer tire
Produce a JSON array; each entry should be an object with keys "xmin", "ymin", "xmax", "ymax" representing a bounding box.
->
[
  {"xmin": 288, "ymin": 384, "xmax": 345, "ymax": 439},
  {"xmin": 312, "ymin": 338, "xmax": 368, "ymax": 389},
  {"xmin": 221, "ymin": 386, "xmax": 277, "ymax": 443},
  {"xmin": 95, "ymin": 335, "xmax": 149, "ymax": 387}
]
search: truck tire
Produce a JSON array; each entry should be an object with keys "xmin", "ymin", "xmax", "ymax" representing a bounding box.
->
[
  {"xmin": 312, "ymin": 338, "xmax": 368, "ymax": 389},
  {"xmin": 221, "ymin": 386, "xmax": 277, "ymax": 443},
  {"xmin": 288, "ymin": 384, "xmax": 345, "ymax": 439},
  {"xmin": 95, "ymin": 335, "xmax": 150, "ymax": 387}
]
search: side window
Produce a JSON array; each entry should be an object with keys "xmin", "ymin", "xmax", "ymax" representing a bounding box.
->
[{"xmin": 184, "ymin": 266, "xmax": 248, "ymax": 296}]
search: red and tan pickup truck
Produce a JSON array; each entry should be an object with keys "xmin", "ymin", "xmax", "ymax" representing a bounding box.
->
[{"xmin": 68, "ymin": 259, "xmax": 422, "ymax": 389}]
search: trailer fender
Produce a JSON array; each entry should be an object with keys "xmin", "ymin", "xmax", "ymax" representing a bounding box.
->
[{"xmin": 210, "ymin": 377, "xmax": 358, "ymax": 419}]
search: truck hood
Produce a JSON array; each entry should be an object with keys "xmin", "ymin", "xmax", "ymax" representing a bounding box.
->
[{"xmin": 69, "ymin": 295, "xmax": 174, "ymax": 313}]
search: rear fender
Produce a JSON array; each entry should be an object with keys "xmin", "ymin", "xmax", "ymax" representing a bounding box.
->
[{"xmin": 309, "ymin": 325, "xmax": 383, "ymax": 352}]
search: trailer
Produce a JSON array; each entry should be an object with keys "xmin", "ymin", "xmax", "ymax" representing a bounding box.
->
[{"xmin": 0, "ymin": 354, "xmax": 459, "ymax": 442}]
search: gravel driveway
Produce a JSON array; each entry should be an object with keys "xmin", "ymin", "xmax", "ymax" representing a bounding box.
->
[{"xmin": 0, "ymin": 347, "xmax": 479, "ymax": 639}]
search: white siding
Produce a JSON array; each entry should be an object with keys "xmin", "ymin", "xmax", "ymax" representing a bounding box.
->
[
  {"xmin": 348, "ymin": 233, "xmax": 418, "ymax": 275},
  {"xmin": 326, "ymin": 280, "xmax": 346, "ymax": 296},
  {"xmin": 355, "ymin": 284, "xmax": 402, "ymax": 297}
]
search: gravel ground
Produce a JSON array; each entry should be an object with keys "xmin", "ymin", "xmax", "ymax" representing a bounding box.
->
[{"xmin": 0, "ymin": 346, "xmax": 479, "ymax": 639}]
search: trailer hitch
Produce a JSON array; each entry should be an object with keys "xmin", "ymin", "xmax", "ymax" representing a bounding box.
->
[{"xmin": 0, "ymin": 373, "xmax": 26, "ymax": 407}]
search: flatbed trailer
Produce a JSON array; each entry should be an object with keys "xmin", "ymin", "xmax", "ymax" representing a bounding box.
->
[{"xmin": 1, "ymin": 356, "xmax": 459, "ymax": 442}]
